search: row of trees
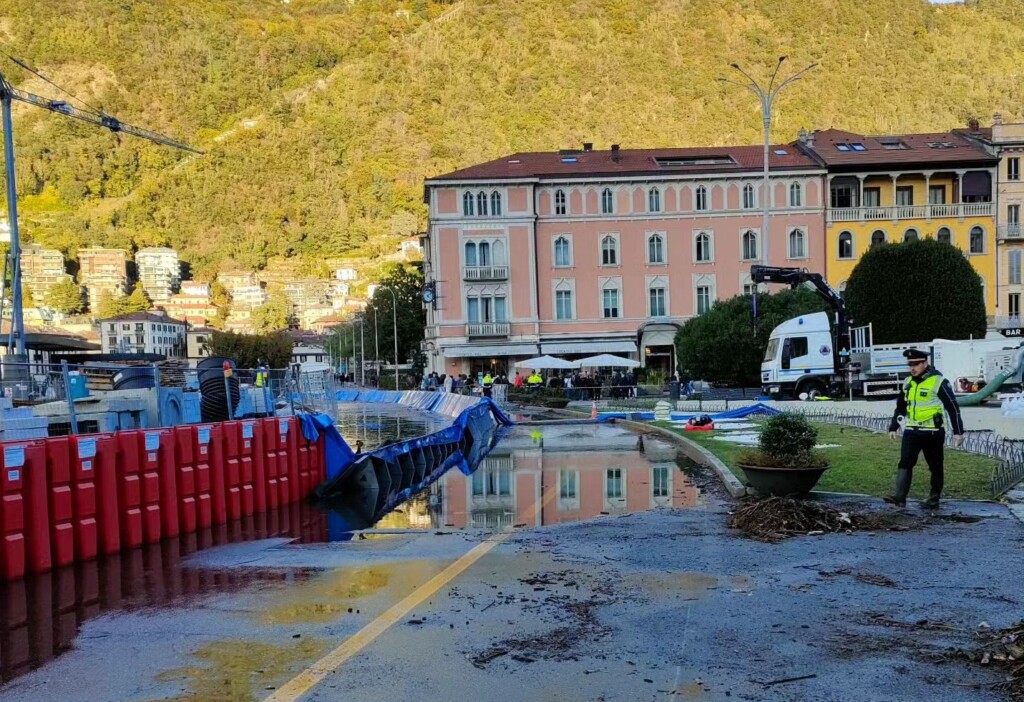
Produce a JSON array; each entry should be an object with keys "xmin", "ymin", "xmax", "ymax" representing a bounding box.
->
[{"xmin": 676, "ymin": 239, "xmax": 988, "ymax": 386}]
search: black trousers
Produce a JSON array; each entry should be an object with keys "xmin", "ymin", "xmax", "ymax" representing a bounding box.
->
[{"xmin": 895, "ymin": 429, "xmax": 945, "ymax": 500}]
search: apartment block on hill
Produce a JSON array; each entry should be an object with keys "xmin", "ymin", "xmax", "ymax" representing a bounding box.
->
[
  {"xmin": 135, "ymin": 247, "xmax": 180, "ymax": 304},
  {"xmin": 21, "ymin": 244, "xmax": 71, "ymax": 303},
  {"xmin": 77, "ymin": 247, "xmax": 128, "ymax": 312},
  {"xmin": 99, "ymin": 311, "xmax": 185, "ymax": 357}
]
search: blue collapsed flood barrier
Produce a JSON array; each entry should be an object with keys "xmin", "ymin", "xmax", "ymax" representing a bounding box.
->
[
  {"xmin": 598, "ymin": 402, "xmax": 782, "ymax": 422},
  {"xmin": 302, "ymin": 391, "xmax": 515, "ymax": 533}
]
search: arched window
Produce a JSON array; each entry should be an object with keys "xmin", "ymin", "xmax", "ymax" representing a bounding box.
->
[
  {"xmin": 648, "ymin": 187, "xmax": 661, "ymax": 213},
  {"xmin": 937, "ymin": 227, "xmax": 952, "ymax": 245},
  {"xmin": 789, "ymin": 182, "xmax": 802, "ymax": 207},
  {"xmin": 695, "ymin": 185, "xmax": 708, "ymax": 211},
  {"xmin": 554, "ymin": 189, "xmax": 567, "ymax": 215},
  {"xmin": 478, "ymin": 241, "xmax": 491, "ymax": 266},
  {"xmin": 871, "ymin": 230, "xmax": 887, "ymax": 247},
  {"xmin": 601, "ymin": 235, "xmax": 618, "ymax": 265},
  {"xmin": 464, "ymin": 241, "xmax": 478, "ymax": 266},
  {"xmin": 648, "ymin": 233, "xmax": 664, "ymax": 264},
  {"xmin": 788, "ymin": 229, "xmax": 806, "ymax": 258},
  {"xmin": 463, "ymin": 192, "xmax": 474, "ymax": 216},
  {"xmin": 970, "ymin": 226, "xmax": 985, "ymax": 254},
  {"xmin": 838, "ymin": 231, "xmax": 854, "ymax": 259},
  {"xmin": 491, "ymin": 240, "xmax": 506, "ymax": 265},
  {"xmin": 742, "ymin": 184, "xmax": 755, "ymax": 209},
  {"xmin": 903, "ymin": 228, "xmax": 919, "ymax": 242},
  {"xmin": 601, "ymin": 188, "xmax": 614, "ymax": 214},
  {"xmin": 742, "ymin": 230, "xmax": 758, "ymax": 261},
  {"xmin": 490, "ymin": 191, "xmax": 502, "ymax": 216},
  {"xmin": 477, "ymin": 191, "xmax": 488, "ymax": 216},
  {"xmin": 695, "ymin": 232, "xmax": 712, "ymax": 262},
  {"xmin": 554, "ymin": 236, "xmax": 571, "ymax": 267}
]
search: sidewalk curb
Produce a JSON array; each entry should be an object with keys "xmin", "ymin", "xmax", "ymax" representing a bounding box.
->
[{"xmin": 621, "ymin": 420, "xmax": 749, "ymax": 499}]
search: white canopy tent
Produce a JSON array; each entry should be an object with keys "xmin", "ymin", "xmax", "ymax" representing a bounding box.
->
[
  {"xmin": 575, "ymin": 353, "xmax": 640, "ymax": 369},
  {"xmin": 513, "ymin": 355, "xmax": 577, "ymax": 370}
]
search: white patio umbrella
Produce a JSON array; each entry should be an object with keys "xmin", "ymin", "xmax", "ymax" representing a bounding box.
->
[
  {"xmin": 513, "ymin": 355, "xmax": 576, "ymax": 370},
  {"xmin": 575, "ymin": 353, "xmax": 640, "ymax": 369}
]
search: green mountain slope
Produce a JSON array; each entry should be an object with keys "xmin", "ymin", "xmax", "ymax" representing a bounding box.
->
[{"xmin": 2, "ymin": 0, "xmax": 1023, "ymax": 277}]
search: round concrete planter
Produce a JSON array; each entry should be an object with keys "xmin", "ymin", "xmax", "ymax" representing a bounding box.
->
[{"xmin": 737, "ymin": 463, "xmax": 830, "ymax": 497}]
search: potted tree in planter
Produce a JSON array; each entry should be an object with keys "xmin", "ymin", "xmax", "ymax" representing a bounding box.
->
[{"xmin": 737, "ymin": 413, "xmax": 830, "ymax": 496}]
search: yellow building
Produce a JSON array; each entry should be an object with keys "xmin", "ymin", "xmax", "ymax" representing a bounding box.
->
[{"xmin": 795, "ymin": 129, "xmax": 999, "ymax": 315}]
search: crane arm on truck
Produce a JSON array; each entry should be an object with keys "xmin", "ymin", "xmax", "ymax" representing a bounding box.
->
[{"xmin": 750, "ymin": 265, "xmax": 852, "ymax": 365}]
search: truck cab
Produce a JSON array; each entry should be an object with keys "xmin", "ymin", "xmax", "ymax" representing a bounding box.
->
[{"xmin": 761, "ymin": 312, "xmax": 836, "ymax": 398}]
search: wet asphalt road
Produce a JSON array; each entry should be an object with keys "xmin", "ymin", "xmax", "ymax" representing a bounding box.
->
[{"xmin": 0, "ymin": 488, "xmax": 1022, "ymax": 702}]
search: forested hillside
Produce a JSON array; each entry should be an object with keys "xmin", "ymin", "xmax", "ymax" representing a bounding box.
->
[{"xmin": 2, "ymin": 0, "xmax": 1024, "ymax": 277}]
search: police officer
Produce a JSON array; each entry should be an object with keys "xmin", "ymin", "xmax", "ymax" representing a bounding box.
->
[{"xmin": 884, "ymin": 348, "xmax": 965, "ymax": 508}]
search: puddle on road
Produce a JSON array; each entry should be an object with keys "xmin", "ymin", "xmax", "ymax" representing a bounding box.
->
[
  {"xmin": 317, "ymin": 423, "xmax": 706, "ymax": 539},
  {"xmin": 0, "ymin": 504, "xmax": 324, "ymax": 687},
  {"xmin": 154, "ymin": 638, "xmax": 326, "ymax": 702},
  {"xmin": 260, "ymin": 559, "xmax": 447, "ymax": 626},
  {"xmin": 628, "ymin": 572, "xmax": 755, "ymax": 601}
]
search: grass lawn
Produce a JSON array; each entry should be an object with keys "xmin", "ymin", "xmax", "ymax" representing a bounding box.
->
[{"xmin": 654, "ymin": 421, "xmax": 998, "ymax": 501}]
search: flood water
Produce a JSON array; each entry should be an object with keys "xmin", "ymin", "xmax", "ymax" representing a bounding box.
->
[
  {"xmin": 333, "ymin": 403, "xmax": 450, "ymax": 451},
  {"xmin": 318, "ymin": 422, "xmax": 703, "ymax": 537}
]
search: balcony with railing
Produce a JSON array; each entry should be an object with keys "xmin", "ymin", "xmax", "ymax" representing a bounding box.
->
[
  {"xmin": 996, "ymin": 315, "xmax": 1022, "ymax": 330},
  {"xmin": 466, "ymin": 322, "xmax": 510, "ymax": 337},
  {"xmin": 827, "ymin": 202, "xmax": 994, "ymax": 223},
  {"xmin": 998, "ymin": 224, "xmax": 1023, "ymax": 240},
  {"xmin": 463, "ymin": 265, "xmax": 509, "ymax": 281}
]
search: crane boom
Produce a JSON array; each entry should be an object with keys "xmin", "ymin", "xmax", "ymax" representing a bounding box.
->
[
  {"xmin": 0, "ymin": 64, "xmax": 202, "ymax": 357},
  {"xmin": 2, "ymin": 82, "xmax": 203, "ymax": 154}
]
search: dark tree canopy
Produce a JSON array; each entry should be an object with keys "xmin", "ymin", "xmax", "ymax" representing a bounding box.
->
[
  {"xmin": 675, "ymin": 289, "xmax": 828, "ymax": 386},
  {"xmin": 844, "ymin": 239, "xmax": 986, "ymax": 344},
  {"xmin": 207, "ymin": 331, "xmax": 294, "ymax": 369}
]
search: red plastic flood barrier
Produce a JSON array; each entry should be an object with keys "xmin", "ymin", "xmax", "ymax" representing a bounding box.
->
[
  {"xmin": 279, "ymin": 418, "xmax": 299, "ymax": 504},
  {"xmin": 172, "ymin": 426, "xmax": 198, "ymax": 535},
  {"xmin": 261, "ymin": 419, "xmax": 280, "ymax": 510},
  {"xmin": 16, "ymin": 442, "xmax": 52, "ymax": 575},
  {"xmin": 114, "ymin": 433, "xmax": 144, "ymax": 550},
  {"xmin": 236, "ymin": 421, "xmax": 257, "ymax": 517},
  {"xmin": 144, "ymin": 429, "xmax": 176, "ymax": 541},
  {"xmin": 0, "ymin": 444, "xmax": 27, "ymax": 580},
  {"xmin": 249, "ymin": 421, "xmax": 266, "ymax": 514},
  {"xmin": 136, "ymin": 430, "xmax": 164, "ymax": 544},
  {"xmin": 199, "ymin": 424, "xmax": 227, "ymax": 526},
  {"xmin": 44, "ymin": 438, "xmax": 75, "ymax": 568},
  {"xmin": 90, "ymin": 435, "xmax": 120, "ymax": 556},
  {"xmin": 191, "ymin": 425, "xmax": 216, "ymax": 529},
  {"xmin": 70, "ymin": 435, "xmax": 98, "ymax": 563},
  {"xmin": 220, "ymin": 422, "xmax": 243, "ymax": 521}
]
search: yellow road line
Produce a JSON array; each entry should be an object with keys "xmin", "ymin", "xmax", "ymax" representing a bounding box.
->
[{"xmin": 265, "ymin": 483, "xmax": 556, "ymax": 702}]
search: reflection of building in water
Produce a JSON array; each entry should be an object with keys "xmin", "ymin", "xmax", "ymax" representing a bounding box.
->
[{"xmin": 439, "ymin": 427, "xmax": 700, "ymax": 529}]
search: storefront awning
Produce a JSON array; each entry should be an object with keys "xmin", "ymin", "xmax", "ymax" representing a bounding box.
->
[
  {"xmin": 542, "ymin": 339, "xmax": 637, "ymax": 355},
  {"xmin": 443, "ymin": 343, "xmax": 538, "ymax": 358}
]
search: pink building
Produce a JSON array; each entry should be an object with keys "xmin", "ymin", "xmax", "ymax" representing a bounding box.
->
[{"xmin": 422, "ymin": 143, "xmax": 827, "ymax": 376}]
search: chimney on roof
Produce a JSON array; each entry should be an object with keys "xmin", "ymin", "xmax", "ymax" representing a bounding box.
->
[
  {"xmin": 583, "ymin": 142, "xmax": 593, "ymax": 152},
  {"xmin": 797, "ymin": 128, "xmax": 813, "ymax": 148},
  {"xmin": 611, "ymin": 144, "xmax": 620, "ymax": 162},
  {"xmin": 994, "ymin": 113, "xmax": 1003, "ymax": 126},
  {"xmin": 968, "ymin": 117, "xmax": 980, "ymax": 132}
]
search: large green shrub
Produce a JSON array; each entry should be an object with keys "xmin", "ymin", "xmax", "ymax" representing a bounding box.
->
[
  {"xmin": 845, "ymin": 238, "xmax": 986, "ymax": 344},
  {"xmin": 740, "ymin": 413, "xmax": 827, "ymax": 468}
]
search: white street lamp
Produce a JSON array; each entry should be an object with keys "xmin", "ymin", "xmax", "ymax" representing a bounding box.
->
[{"xmin": 719, "ymin": 57, "xmax": 817, "ymax": 262}]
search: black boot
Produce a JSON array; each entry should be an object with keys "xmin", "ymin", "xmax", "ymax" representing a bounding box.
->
[
  {"xmin": 921, "ymin": 494, "xmax": 940, "ymax": 509},
  {"xmin": 884, "ymin": 469, "xmax": 912, "ymax": 508}
]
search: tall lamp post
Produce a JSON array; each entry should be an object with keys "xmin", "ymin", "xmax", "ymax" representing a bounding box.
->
[
  {"xmin": 381, "ymin": 287, "xmax": 399, "ymax": 390},
  {"xmin": 358, "ymin": 314, "xmax": 366, "ymax": 386},
  {"xmin": 719, "ymin": 57, "xmax": 816, "ymax": 262}
]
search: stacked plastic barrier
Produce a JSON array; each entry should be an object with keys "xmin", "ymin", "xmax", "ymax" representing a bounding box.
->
[
  {"xmin": 312, "ymin": 394, "xmax": 514, "ymax": 530},
  {"xmin": 0, "ymin": 415, "xmax": 326, "ymax": 582}
]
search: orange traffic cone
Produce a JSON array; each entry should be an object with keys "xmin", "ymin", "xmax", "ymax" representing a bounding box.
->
[{"xmin": 591, "ymin": 400, "xmax": 598, "ymax": 419}]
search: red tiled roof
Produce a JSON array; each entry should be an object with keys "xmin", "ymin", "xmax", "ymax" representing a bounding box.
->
[
  {"xmin": 799, "ymin": 128, "xmax": 996, "ymax": 168},
  {"xmin": 429, "ymin": 144, "xmax": 820, "ymax": 181}
]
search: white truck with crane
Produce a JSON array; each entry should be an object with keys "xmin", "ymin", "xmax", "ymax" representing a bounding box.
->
[{"xmin": 752, "ymin": 265, "xmax": 1024, "ymax": 402}]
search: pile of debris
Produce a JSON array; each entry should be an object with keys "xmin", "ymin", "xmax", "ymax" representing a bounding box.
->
[
  {"xmin": 955, "ymin": 622, "xmax": 1024, "ymax": 700},
  {"xmin": 727, "ymin": 496, "xmax": 920, "ymax": 542}
]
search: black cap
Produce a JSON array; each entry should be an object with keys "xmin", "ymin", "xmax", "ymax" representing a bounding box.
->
[{"xmin": 903, "ymin": 348, "xmax": 929, "ymax": 361}]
